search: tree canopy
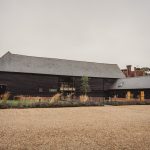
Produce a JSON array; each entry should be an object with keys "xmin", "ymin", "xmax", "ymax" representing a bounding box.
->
[{"xmin": 80, "ymin": 76, "xmax": 90, "ymax": 95}]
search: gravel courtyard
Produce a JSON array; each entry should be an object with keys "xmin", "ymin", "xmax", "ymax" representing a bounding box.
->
[{"xmin": 0, "ymin": 106, "xmax": 150, "ymax": 150}]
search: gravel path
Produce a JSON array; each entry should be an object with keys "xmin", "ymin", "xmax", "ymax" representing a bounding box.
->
[{"xmin": 0, "ymin": 106, "xmax": 150, "ymax": 150}]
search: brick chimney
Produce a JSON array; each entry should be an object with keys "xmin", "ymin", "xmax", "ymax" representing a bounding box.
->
[{"xmin": 126, "ymin": 65, "xmax": 132, "ymax": 77}]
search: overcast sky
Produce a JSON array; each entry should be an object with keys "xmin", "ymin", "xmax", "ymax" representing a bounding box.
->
[{"xmin": 0, "ymin": 0, "xmax": 150, "ymax": 68}]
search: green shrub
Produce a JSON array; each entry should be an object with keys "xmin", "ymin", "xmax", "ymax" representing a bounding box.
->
[{"xmin": 3, "ymin": 99, "xmax": 150, "ymax": 109}]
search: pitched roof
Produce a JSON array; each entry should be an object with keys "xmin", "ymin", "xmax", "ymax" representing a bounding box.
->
[
  {"xmin": 0, "ymin": 51, "xmax": 125, "ymax": 78},
  {"xmin": 111, "ymin": 76, "xmax": 150, "ymax": 89}
]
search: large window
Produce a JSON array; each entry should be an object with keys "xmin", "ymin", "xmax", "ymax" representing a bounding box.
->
[
  {"xmin": 49, "ymin": 89, "xmax": 57, "ymax": 93},
  {"xmin": 59, "ymin": 77, "xmax": 75, "ymax": 92}
]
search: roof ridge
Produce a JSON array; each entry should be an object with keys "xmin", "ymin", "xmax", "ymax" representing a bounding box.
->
[
  {"xmin": 1, "ymin": 51, "xmax": 12, "ymax": 58},
  {"xmin": 11, "ymin": 52, "xmax": 117, "ymax": 66}
]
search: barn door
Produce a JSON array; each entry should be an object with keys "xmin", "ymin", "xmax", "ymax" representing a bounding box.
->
[{"xmin": 0, "ymin": 84, "xmax": 7, "ymax": 94}]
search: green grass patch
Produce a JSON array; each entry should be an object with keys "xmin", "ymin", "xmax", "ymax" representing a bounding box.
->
[{"xmin": 0, "ymin": 100, "xmax": 104, "ymax": 109}]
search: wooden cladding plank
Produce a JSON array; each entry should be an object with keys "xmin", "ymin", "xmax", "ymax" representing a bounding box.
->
[
  {"xmin": 0, "ymin": 72, "xmax": 116, "ymax": 96},
  {"xmin": 0, "ymin": 72, "xmax": 59, "ymax": 96}
]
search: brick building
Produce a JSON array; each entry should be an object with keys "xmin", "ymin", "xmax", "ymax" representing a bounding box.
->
[{"xmin": 122, "ymin": 65, "xmax": 145, "ymax": 77}]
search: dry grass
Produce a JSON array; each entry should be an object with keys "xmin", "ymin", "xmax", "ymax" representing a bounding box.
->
[
  {"xmin": 0, "ymin": 106, "xmax": 150, "ymax": 150},
  {"xmin": 50, "ymin": 93, "xmax": 62, "ymax": 103},
  {"xmin": 1, "ymin": 92, "xmax": 10, "ymax": 101},
  {"xmin": 79, "ymin": 95, "xmax": 89, "ymax": 102}
]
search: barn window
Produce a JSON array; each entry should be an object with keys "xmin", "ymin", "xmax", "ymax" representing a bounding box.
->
[
  {"xmin": 39, "ymin": 88, "xmax": 43, "ymax": 92},
  {"xmin": 49, "ymin": 89, "xmax": 57, "ymax": 93},
  {"xmin": 118, "ymin": 82, "xmax": 124, "ymax": 88}
]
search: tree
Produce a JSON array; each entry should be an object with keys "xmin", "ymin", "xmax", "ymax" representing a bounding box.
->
[
  {"xmin": 80, "ymin": 76, "xmax": 90, "ymax": 95},
  {"xmin": 141, "ymin": 67, "xmax": 150, "ymax": 75}
]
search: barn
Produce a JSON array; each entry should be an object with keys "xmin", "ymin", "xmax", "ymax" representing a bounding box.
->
[
  {"xmin": 0, "ymin": 52, "xmax": 125, "ymax": 98},
  {"xmin": 110, "ymin": 76, "xmax": 150, "ymax": 100}
]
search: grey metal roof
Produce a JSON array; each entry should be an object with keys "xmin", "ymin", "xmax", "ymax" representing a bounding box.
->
[
  {"xmin": 0, "ymin": 52, "xmax": 125, "ymax": 78},
  {"xmin": 111, "ymin": 76, "xmax": 150, "ymax": 90}
]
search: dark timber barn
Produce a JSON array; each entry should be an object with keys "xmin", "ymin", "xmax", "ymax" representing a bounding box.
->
[
  {"xmin": 110, "ymin": 76, "xmax": 150, "ymax": 100},
  {"xmin": 0, "ymin": 52, "xmax": 125, "ymax": 98}
]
